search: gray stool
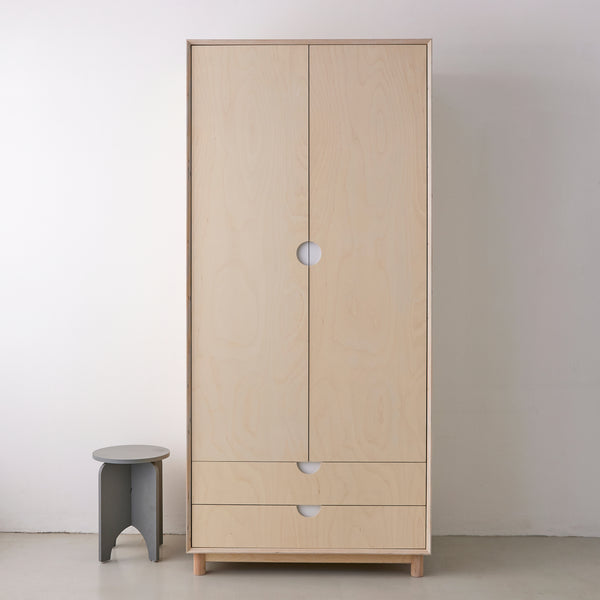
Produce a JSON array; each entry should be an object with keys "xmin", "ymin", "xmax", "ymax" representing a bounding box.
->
[{"xmin": 93, "ymin": 445, "xmax": 170, "ymax": 562}]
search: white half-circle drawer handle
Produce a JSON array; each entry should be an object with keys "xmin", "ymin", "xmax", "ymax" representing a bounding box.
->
[
  {"xmin": 297, "ymin": 461, "xmax": 321, "ymax": 474},
  {"xmin": 296, "ymin": 241, "xmax": 322, "ymax": 266},
  {"xmin": 297, "ymin": 505, "xmax": 321, "ymax": 517}
]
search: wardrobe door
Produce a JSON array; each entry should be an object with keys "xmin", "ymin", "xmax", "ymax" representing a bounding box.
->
[
  {"xmin": 309, "ymin": 45, "xmax": 427, "ymax": 462},
  {"xmin": 190, "ymin": 45, "xmax": 309, "ymax": 461}
]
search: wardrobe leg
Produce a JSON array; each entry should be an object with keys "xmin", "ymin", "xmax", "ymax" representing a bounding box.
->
[
  {"xmin": 193, "ymin": 553, "xmax": 206, "ymax": 575},
  {"xmin": 410, "ymin": 555, "xmax": 424, "ymax": 577}
]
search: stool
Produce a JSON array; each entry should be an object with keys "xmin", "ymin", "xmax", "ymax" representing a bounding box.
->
[{"xmin": 93, "ymin": 445, "xmax": 170, "ymax": 562}]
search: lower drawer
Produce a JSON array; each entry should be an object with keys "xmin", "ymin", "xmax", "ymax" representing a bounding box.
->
[
  {"xmin": 191, "ymin": 505, "xmax": 426, "ymax": 549},
  {"xmin": 192, "ymin": 461, "xmax": 425, "ymax": 505}
]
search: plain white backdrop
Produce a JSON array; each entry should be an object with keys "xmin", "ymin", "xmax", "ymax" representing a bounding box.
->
[{"xmin": 1, "ymin": 0, "xmax": 599, "ymax": 536}]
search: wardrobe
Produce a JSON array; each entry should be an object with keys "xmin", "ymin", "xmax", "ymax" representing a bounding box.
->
[{"xmin": 186, "ymin": 39, "xmax": 431, "ymax": 577}]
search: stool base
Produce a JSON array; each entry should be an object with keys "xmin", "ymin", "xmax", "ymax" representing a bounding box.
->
[{"xmin": 98, "ymin": 461, "xmax": 163, "ymax": 562}]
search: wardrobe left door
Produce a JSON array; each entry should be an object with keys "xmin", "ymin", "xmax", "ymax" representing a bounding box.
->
[{"xmin": 190, "ymin": 45, "xmax": 309, "ymax": 461}]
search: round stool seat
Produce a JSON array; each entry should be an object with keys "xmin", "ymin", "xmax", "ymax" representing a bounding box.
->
[{"xmin": 93, "ymin": 445, "xmax": 170, "ymax": 465}]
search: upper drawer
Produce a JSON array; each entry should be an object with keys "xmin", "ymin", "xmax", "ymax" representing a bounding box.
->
[{"xmin": 192, "ymin": 461, "xmax": 425, "ymax": 505}]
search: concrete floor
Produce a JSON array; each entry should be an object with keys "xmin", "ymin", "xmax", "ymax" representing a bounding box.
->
[{"xmin": 1, "ymin": 534, "xmax": 598, "ymax": 599}]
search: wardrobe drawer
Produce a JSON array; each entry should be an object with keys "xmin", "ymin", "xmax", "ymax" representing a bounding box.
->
[
  {"xmin": 192, "ymin": 462, "xmax": 425, "ymax": 505},
  {"xmin": 192, "ymin": 505, "xmax": 426, "ymax": 549}
]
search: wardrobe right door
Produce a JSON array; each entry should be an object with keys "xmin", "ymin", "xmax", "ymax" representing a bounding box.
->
[{"xmin": 309, "ymin": 44, "xmax": 428, "ymax": 462}]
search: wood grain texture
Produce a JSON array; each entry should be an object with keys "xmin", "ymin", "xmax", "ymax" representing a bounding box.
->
[
  {"xmin": 186, "ymin": 40, "xmax": 193, "ymax": 552},
  {"xmin": 190, "ymin": 45, "xmax": 309, "ymax": 461},
  {"xmin": 192, "ymin": 462, "xmax": 425, "ymax": 505},
  {"xmin": 425, "ymin": 39, "xmax": 432, "ymax": 554},
  {"xmin": 205, "ymin": 553, "xmax": 417, "ymax": 563},
  {"xmin": 188, "ymin": 39, "xmax": 431, "ymax": 46},
  {"xmin": 411, "ymin": 554, "xmax": 424, "ymax": 577},
  {"xmin": 192, "ymin": 505, "xmax": 426, "ymax": 549},
  {"xmin": 192, "ymin": 547, "xmax": 430, "ymax": 555},
  {"xmin": 193, "ymin": 553, "xmax": 206, "ymax": 575},
  {"xmin": 186, "ymin": 39, "xmax": 433, "ymax": 561},
  {"xmin": 309, "ymin": 44, "xmax": 428, "ymax": 462}
]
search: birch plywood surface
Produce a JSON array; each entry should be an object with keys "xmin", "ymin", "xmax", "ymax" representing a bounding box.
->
[
  {"xmin": 192, "ymin": 461, "xmax": 426, "ymax": 505},
  {"xmin": 309, "ymin": 45, "xmax": 427, "ymax": 461},
  {"xmin": 192, "ymin": 505, "xmax": 426, "ymax": 549},
  {"xmin": 191, "ymin": 45, "xmax": 309, "ymax": 461}
]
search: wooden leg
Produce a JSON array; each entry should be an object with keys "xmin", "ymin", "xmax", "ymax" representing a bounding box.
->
[
  {"xmin": 410, "ymin": 555, "xmax": 424, "ymax": 577},
  {"xmin": 193, "ymin": 553, "xmax": 206, "ymax": 576}
]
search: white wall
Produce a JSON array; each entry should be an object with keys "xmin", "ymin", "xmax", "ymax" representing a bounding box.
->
[{"xmin": 1, "ymin": 0, "xmax": 599, "ymax": 536}]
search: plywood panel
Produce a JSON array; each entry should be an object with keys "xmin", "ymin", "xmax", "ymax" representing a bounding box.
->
[
  {"xmin": 309, "ymin": 44, "xmax": 427, "ymax": 461},
  {"xmin": 192, "ymin": 462, "xmax": 425, "ymax": 505},
  {"xmin": 188, "ymin": 39, "xmax": 432, "ymax": 46},
  {"xmin": 204, "ymin": 553, "xmax": 416, "ymax": 563},
  {"xmin": 192, "ymin": 505, "xmax": 426, "ymax": 549},
  {"xmin": 191, "ymin": 45, "xmax": 308, "ymax": 461}
]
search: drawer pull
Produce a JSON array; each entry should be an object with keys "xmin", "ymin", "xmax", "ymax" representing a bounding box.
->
[
  {"xmin": 297, "ymin": 461, "xmax": 321, "ymax": 474},
  {"xmin": 297, "ymin": 505, "xmax": 321, "ymax": 517}
]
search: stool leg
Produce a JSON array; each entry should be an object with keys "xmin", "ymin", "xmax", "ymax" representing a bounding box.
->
[
  {"xmin": 98, "ymin": 463, "xmax": 131, "ymax": 562},
  {"xmin": 157, "ymin": 461, "xmax": 163, "ymax": 545},
  {"xmin": 131, "ymin": 462, "xmax": 160, "ymax": 561}
]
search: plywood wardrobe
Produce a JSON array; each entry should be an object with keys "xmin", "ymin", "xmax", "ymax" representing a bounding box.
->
[{"xmin": 186, "ymin": 39, "xmax": 431, "ymax": 577}]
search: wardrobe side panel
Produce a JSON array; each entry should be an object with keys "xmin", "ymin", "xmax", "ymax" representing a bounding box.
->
[
  {"xmin": 309, "ymin": 44, "xmax": 427, "ymax": 461},
  {"xmin": 191, "ymin": 45, "xmax": 309, "ymax": 461}
]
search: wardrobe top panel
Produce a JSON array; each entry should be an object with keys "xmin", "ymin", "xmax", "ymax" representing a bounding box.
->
[{"xmin": 187, "ymin": 39, "xmax": 431, "ymax": 46}]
